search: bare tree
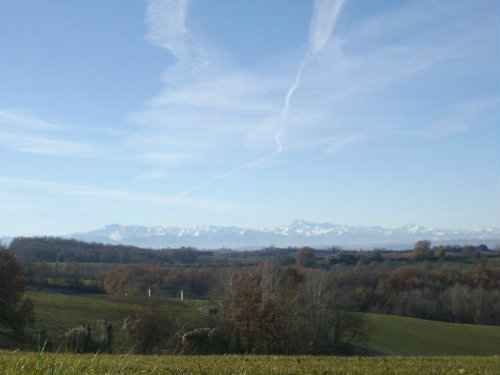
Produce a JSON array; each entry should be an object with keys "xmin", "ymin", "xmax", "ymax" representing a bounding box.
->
[{"xmin": 295, "ymin": 270, "xmax": 332, "ymax": 353}]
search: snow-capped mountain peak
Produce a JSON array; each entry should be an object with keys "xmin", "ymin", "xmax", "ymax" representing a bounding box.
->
[{"xmin": 68, "ymin": 221, "xmax": 500, "ymax": 250}]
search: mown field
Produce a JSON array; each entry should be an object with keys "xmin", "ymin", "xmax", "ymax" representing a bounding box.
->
[{"xmin": 0, "ymin": 351, "xmax": 498, "ymax": 375}]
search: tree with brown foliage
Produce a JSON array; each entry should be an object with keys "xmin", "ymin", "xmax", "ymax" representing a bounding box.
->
[
  {"xmin": 226, "ymin": 268, "xmax": 263, "ymax": 352},
  {"xmin": 294, "ymin": 247, "xmax": 316, "ymax": 267},
  {"xmin": 225, "ymin": 264, "xmax": 369, "ymax": 354},
  {"xmin": 412, "ymin": 240, "xmax": 433, "ymax": 260},
  {"xmin": 0, "ymin": 245, "xmax": 34, "ymax": 332},
  {"xmin": 123, "ymin": 305, "xmax": 176, "ymax": 354}
]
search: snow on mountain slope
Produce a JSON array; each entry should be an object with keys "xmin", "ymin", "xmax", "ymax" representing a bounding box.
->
[{"xmin": 68, "ymin": 220, "xmax": 500, "ymax": 249}]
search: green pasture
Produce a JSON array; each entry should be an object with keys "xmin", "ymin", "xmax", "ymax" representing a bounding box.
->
[
  {"xmin": 23, "ymin": 292, "xmax": 211, "ymax": 351},
  {"xmin": 361, "ymin": 313, "xmax": 500, "ymax": 356}
]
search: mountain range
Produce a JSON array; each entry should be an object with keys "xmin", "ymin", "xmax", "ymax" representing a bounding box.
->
[{"xmin": 65, "ymin": 220, "xmax": 499, "ymax": 250}]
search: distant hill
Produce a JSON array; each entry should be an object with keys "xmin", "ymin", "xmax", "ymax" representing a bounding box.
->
[{"xmin": 68, "ymin": 220, "xmax": 500, "ymax": 249}]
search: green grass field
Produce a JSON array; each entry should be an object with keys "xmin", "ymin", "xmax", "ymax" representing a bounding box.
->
[
  {"xmin": 4, "ymin": 292, "xmax": 498, "ymax": 357},
  {"xmin": 28, "ymin": 291, "xmax": 210, "ymax": 328},
  {"xmin": 0, "ymin": 351, "xmax": 498, "ymax": 375},
  {"xmin": 361, "ymin": 313, "xmax": 500, "ymax": 356},
  {"xmin": 23, "ymin": 291, "xmax": 212, "ymax": 352}
]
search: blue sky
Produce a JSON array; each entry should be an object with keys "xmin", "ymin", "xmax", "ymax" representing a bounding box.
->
[{"xmin": 0, "ymin": 0, "xmax": 498, "ymax": 236}]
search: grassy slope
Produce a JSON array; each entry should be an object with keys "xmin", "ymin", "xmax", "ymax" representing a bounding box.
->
[
  {"xmin": 362, "ymin": 313, "xmax": 500, "ymax": 356},
  {"xmin": 14, "ymin": 292, "xmax": 500, "ymax": 356},
  {"xmin": 23, "ymin": 292, "xmax": 212, "ymax": 351},
  {"xmin": 28, "ymin": 292, "xmax": 209, "ymax": 327}
]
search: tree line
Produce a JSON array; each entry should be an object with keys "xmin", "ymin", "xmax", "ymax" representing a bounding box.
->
[
  {"xmin": 113, "ymin": 260, "xmax": 370, "ymax": 355},
  {"xmin": 105, "ymin": 257, "xmax": 500, "ymax": 354},
  {"xmin": 9, "ymin": 237, "xmax": 211, "ymax": 264},
  {"xmin": 100, "ymin": 259, "xmax": 500, "ymax": 326}
]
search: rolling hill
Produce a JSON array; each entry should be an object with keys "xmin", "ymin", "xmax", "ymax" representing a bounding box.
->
[{"xmin": 3, "ymin": 292, "xmax": 497, "ymax": 356}]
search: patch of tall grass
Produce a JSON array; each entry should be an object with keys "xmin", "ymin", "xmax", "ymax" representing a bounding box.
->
[{"xmin": 0, "ymin": 350, "xmax": 498, "ymax": 375}]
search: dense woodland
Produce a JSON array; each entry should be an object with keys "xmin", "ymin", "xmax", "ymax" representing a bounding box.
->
[{"xmin": 2, "ymin": 237, "xmax": 499, "ymax": 354}]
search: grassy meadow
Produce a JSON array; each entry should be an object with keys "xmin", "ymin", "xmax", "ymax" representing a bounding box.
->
[
  {"xmin": 24, "ymin": 291, "xmax": 212, "ymax": 352},
  {"xmin": 0, "ymin": 351, "xmax": 498, "ymax": 375}
]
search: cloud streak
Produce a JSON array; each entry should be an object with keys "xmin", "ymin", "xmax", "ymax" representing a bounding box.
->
[
  {"xmin": 275, "ymin": 0, "xmax": 346, "ymax": 153},
  {"xmin": 0, "ymin": 109, "xmax": 98, "ymax": 157},
  {"xmin": 309, "ymin": 0, "xmax": 347, "ymax": 54},
  {"xmin": 0, "ymin": 109, "xmax": 67, "ymax": 131},
  {"xmin": 145, "ymin": 0, "xmax": 189, "ymax": 57},
  {"xmin": 132, "ymin": 0, "xmax": 497, "ymax": 202},
  {"xmin": 155, "ymin": 0, "xmax": 348, "ymax": 199},
  {"xmin": 0, "ymin": 176, "xmax": 242, "ymax": 211},
  {"xmin": 0, "ymin": 108, "xmax": 195, "ymax": 164}
]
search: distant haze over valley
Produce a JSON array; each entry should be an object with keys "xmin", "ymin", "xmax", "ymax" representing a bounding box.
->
[{"xmin": 37, "ymin": 220, "xmax": 500, "ymax": 250}]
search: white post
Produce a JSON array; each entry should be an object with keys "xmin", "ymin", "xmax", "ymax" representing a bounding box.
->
[
  {"xmin": 148, "ymin": 288, "xmax": 151, "ymax": 298},
  {"xmin": 181, "ymin": 289, "xmax": 184, "ymax": 301}
]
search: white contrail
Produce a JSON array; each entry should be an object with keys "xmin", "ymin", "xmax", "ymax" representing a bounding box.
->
[
  {"xmin": 274, "ymin": 0, "xmax": 346, "ymax": 153},
  {"xmin": 168, "ymin": 156, "xmax": 272, "ymax": 201},
  {"xmin": 170, "ymin": 0, "xmax": 346, "ymax": 200},
  {"xmin": 274, "ymin": 55, "xmax": 309, "ymax": 154}
]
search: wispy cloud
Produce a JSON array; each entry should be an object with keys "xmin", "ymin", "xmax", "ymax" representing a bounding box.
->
[
  {"xmin": 0, "ymin": 109, "xmax": 67, "ymax": 131},
  {"xmin": 145, "ymin": 0, "xmax": 189, "ymax": 57},
  {"xmin": 129, "ymin": 1, "xmax": 290, "ymax": 159},
  {"xmin": 309, "ymin": 0, "xmax": 346, "ymax": 54},
  {"xmin": 4, "ymin": 0, "xmax": 492, "ymax": 196},
  {"xmin": 6, "ymin": 1, "xmax": 483, "ymax": 169},
  {"xmin": 133, "ymin": 151, "xmax": 194, "ymax": 165},
  {"xmin": 0, "ymin": 109, "xmax": 98, "ymax": 157},
  {"xmin": 169, "ymin": 154, "xmax": 278, "ymax": 201},
  {"xmin": 389, "ymin": 96, "xmax": 500, "ymax": 138},
  {"xmin": 0, "ymin": 108, "xmax": 195, "ymax": 164},
  {"xmin": 275, "ymin": 0, "xmax": 498, "ymax": 151},
  {"xmin": 130, "ymin": 0, "xmax": 496, "ymax": 199},
  {"xmin": 324, "ymin": 133, "xmax": 367, "ymax": 154},
  {"xmin": 137, "ymin": 0, "xmax": 489, "ymax": 169},
  {"xmin": 0, "ymin": 132, "xmax": 94, "ymax": 157},
  {"xmin": 0, "ymin": 176, "xmax": 243, "ymax": 211},
  {"xmin": 143, "ymin": 0, "xmax": 343, "ymax": 199},
  {"xmin": 275, "ymin": 0, "xmax": 346, "ymax": 153}
]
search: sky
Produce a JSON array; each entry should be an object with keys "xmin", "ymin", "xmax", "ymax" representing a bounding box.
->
[{"xmin": 0, "ymin": 0, "xmax": 499, "ymax": 236}]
